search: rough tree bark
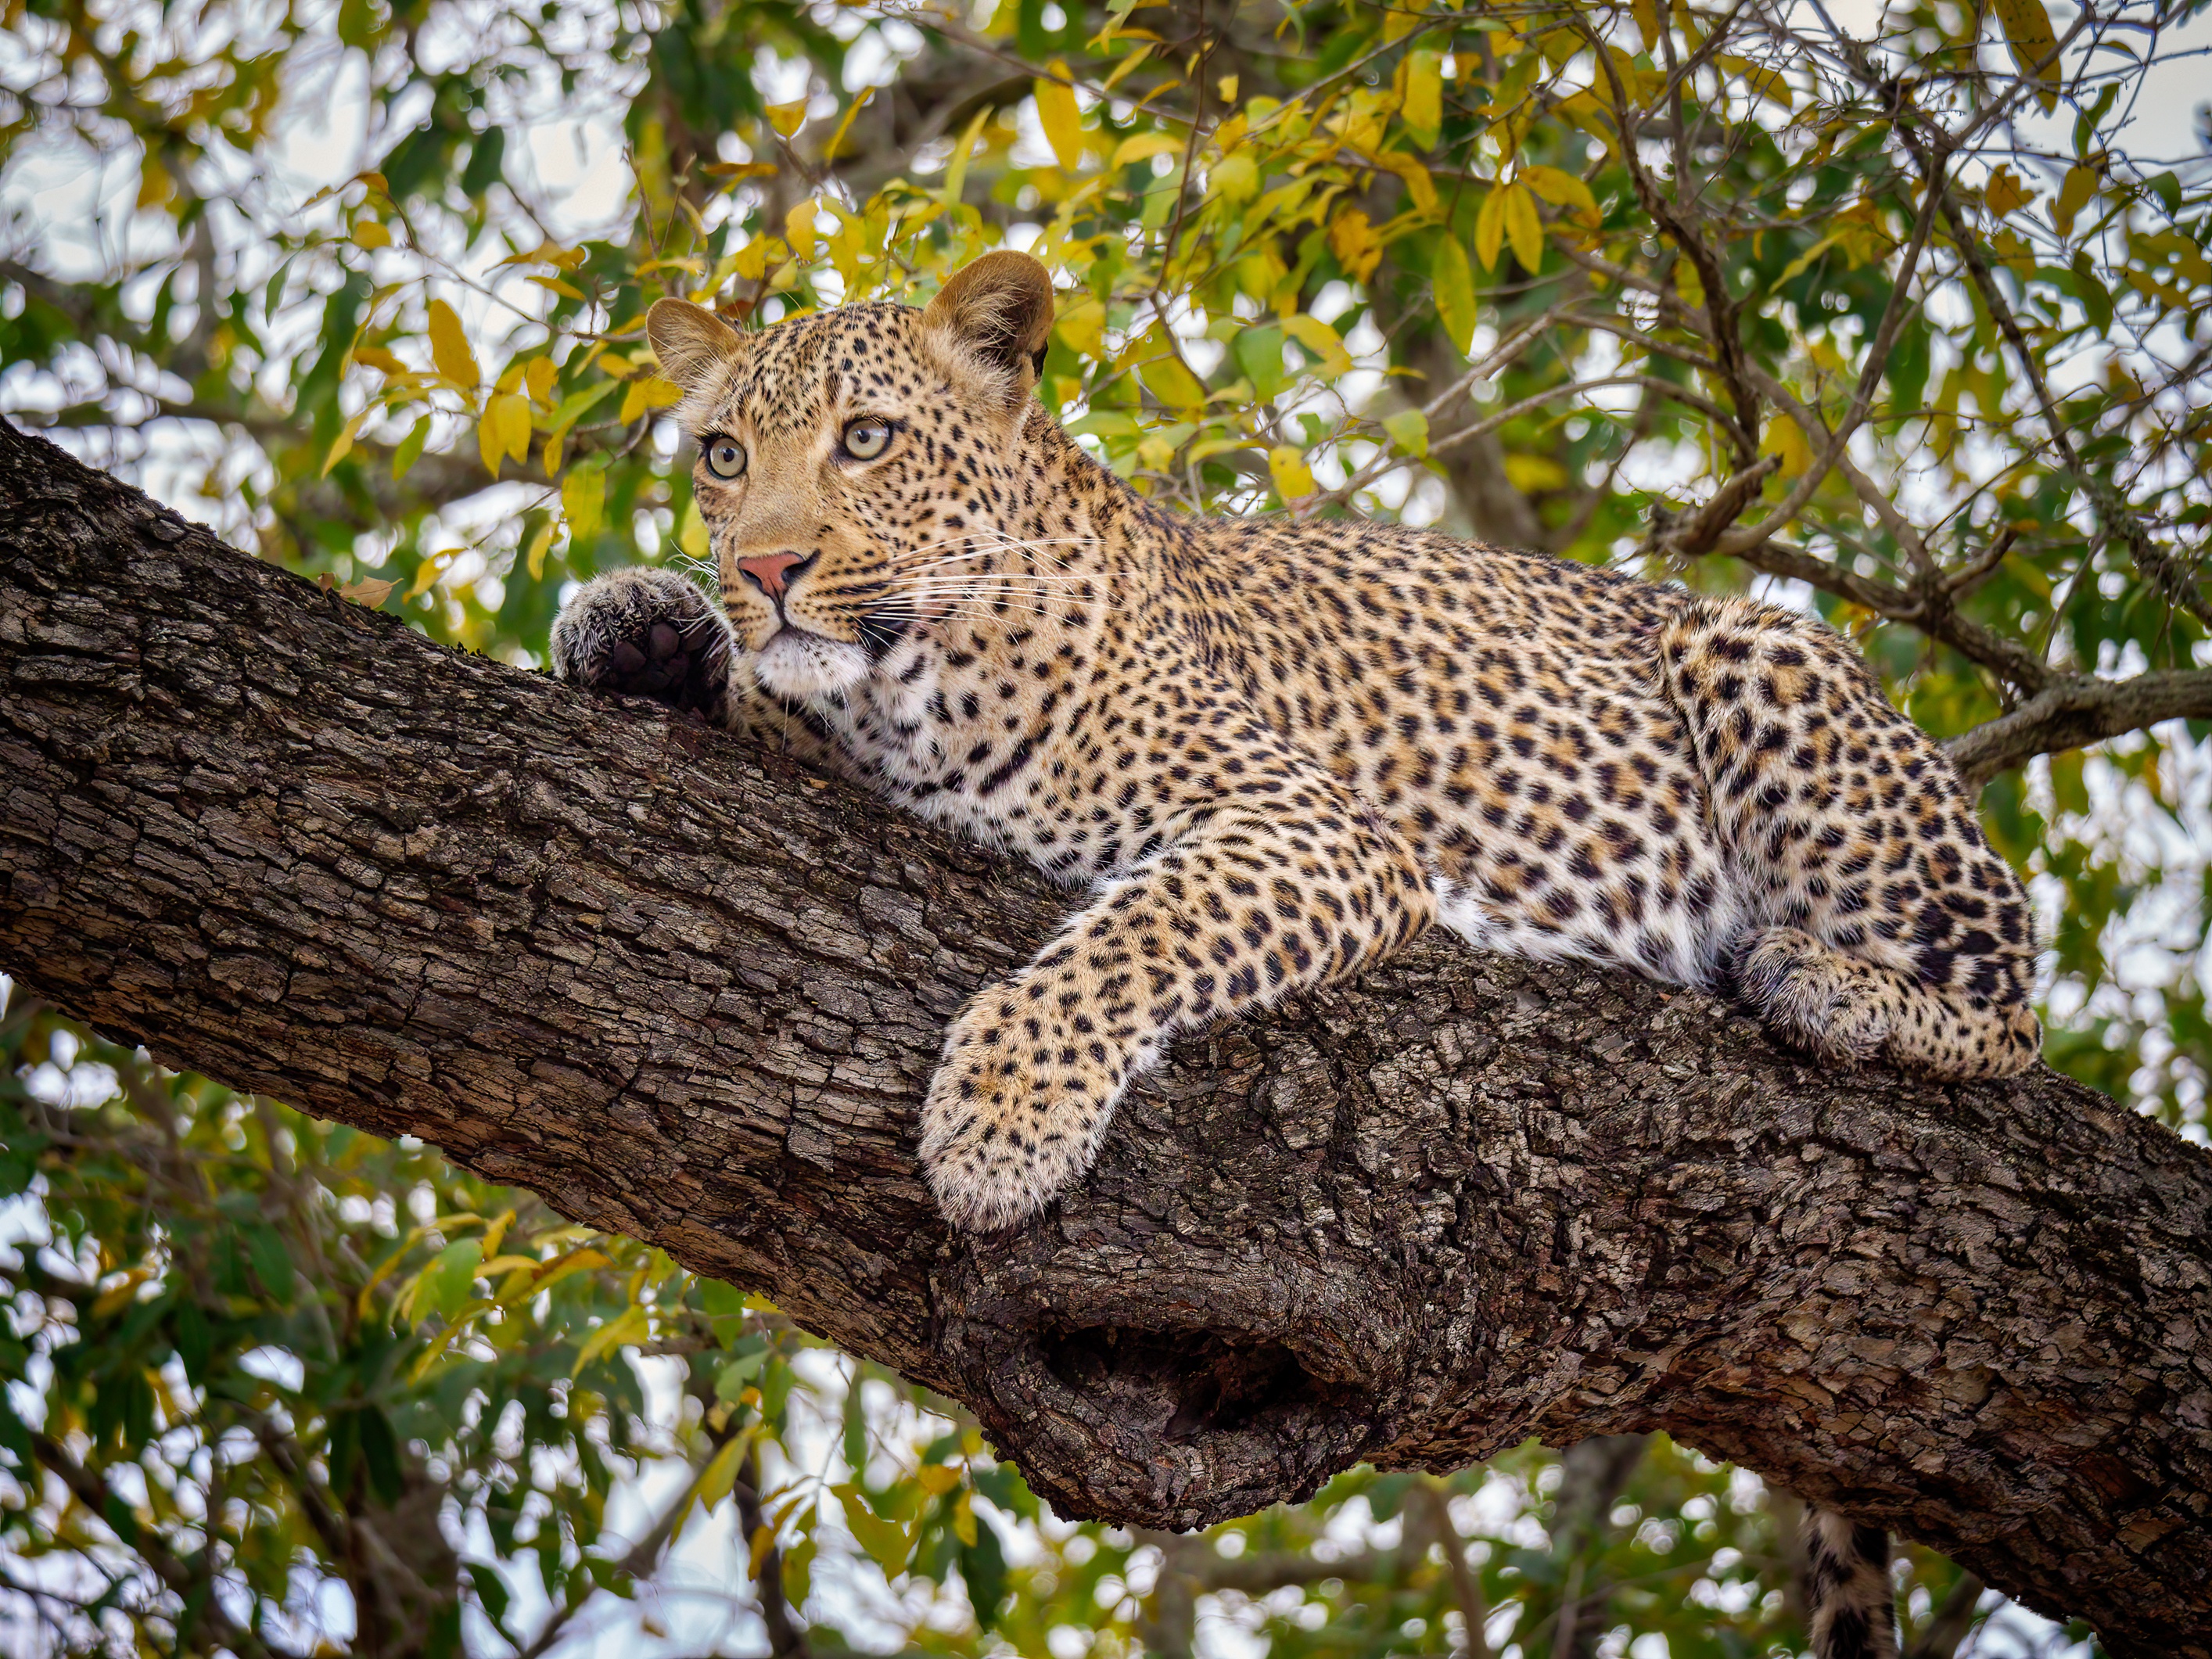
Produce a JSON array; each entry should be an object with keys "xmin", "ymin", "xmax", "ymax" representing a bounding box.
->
[{"xmin": 2, "ymin": 418, "xmax": 2207, "ymax": 1655}]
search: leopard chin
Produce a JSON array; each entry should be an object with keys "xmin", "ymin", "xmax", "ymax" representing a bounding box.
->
[{"xmin": 752, "ymin": 627, "xmax": 871, "ymax": 703}]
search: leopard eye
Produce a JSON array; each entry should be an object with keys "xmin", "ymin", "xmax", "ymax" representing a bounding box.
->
[
  {"xmin": 842, "ymin": 418, "xmax": 892, "ymax": 461},
  {"xmin": 702, "ymin": 436, "xmax": 748, "ymax": 480}
]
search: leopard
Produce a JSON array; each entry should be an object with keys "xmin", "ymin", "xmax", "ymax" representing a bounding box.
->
[{"xmin": 550, "ymin": 251, "xmax": 2043, "ymax": 1659}]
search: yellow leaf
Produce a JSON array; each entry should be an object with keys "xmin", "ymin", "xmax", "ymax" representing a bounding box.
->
[
  {"xmin": 486, "ymin": 392, "xmax": 532, "ymax": 470},
  {"xmin": 1985, "ymin": 165, "xmax": 2032, "ymax": 217},
  {"xmin": 951, "ymin": 1488, "xmax": 979, "ymax": 1547},
  {"xmin": 1111, "ymin": 132, "xmax": 1184, "ymax": 170},
  {"xmin": 404, "ymin": 551, "xmax": 448, "ymax": 601},
  {"xmin": 1503, "ymin": 453, "xmax": 1568, "ymax": 491},
  {"xmin": 1401, "ymin": 50, "xmax": 1442, "ymax": 145},
  {"xmin": 323, "ymin": 410, "xmax": 367, "ymax": 476},
  {"xmin": 1328, "ymin": 206, "xmax": 1381, "ymax": 282},
  {"xmin": 339, "ymin": 576, "xmax": 397, "ymax": 608},
  {"xmin": 1036, "ymin": 66, "xmax": 1085, "ymax": 171},
  {"xmin": 619, "ymin": 375, "xmax": 684, "ymax": 424},
  {"xmin": 766, "ymin": 99, "xmax": 808, "ymax": 138},
  {"xmin": 677, "ymin": 501, "xmax": 709, "ymax": 559},
  {"xmin": 749, "ymin": 1523, "xmax": 779, "ymax": 1578},
  {"xmin": 1760, "ymin": 417, "xmax": 1815, "ymax": 479},
  {"xmin": 785, "ymin": 199, "xmax": 818, "ymax": 259},
  {"xmin": 352, "ymin": 344, "xmax": 406, "ymax": 375},
  {"xmin": 1133, "ymin": 328, "xmax": 1206, "ymax": 409},
  {"xmin": 572, "ymin": 1302, "xmax": 649, "ymax": 1376},
  {"xmin": 1216, "ymin": 73, "xmax": 1238, "ymax": 103},
  {"xmin": 1521, "ymin": 164, "xmax": 1600, "ymax": 229},
  {"xmin": 1715, "ymin": 56, "xmax": 1793, "ymax": 110},
  {"xmin": 1101, "ymin": 44, "xmax": 1154, "ymax": 96},
  {"xmin": 1268, "ymin": 445, "xmax": 1316, "ymax": 499},
  {"xmin": 510, "ymin": 1244, "xmax": 609, "ymax": 1304},
  {"xmin": 91, "ymin": 1269, "xmax": 151, "ymax": 1320},
  {"xmin": 353, "ymin": 220, "xmax": 392, "ymax": 251},
  {"xmin": 695, "ymin": 1430, "xmax": 753, "ymax": 1512},
  {"xmin": 1280, "ymin": 313, "xmax": 1352, "ymax": 377},
  {"xmin": 426, "ymin": 298, "xmax": 478, "ymax": 390},
  {"xmin": 834, "ymin": 1485, "xmax": 911, "ymax": 1577},
  {"xmin": 527, "ymin": 274, "xmax": 586, "ymax": 301},
  {"xmin": 1501, "ymin": 180, "xmax": 1542, "ymax": 273},
  {"xmin": 943, "ymin": 103, "xmax": 990, "ymax": 208},
  {"xmin": 1368, "ymin": 150, "xmax": 1437, "ymax": 217},
  {"xmin": 524, "ymin": 356, "xmax": 557, "ymax": 403},
  {"xmin": 821, "ymin": 86, "xmax": 874, "ymax": 162},
  {"xmin": 562, "ymin": 464, "xmax": 606, "ymax": 541},
  {"xmin": 2053, "ymin": 163, "xmax": 2099, "ymax": 239},
  {"xmin": 1775, "ymin": 229, "xmax": 1848, "ymax": 286},
  {"xmin": 1434, "ymin": 236, "xmax": 1477, "ymax": 355},
  {"xmin": 1989, "ymin": 0, "xmax": 2063, "ymax": 113},
  {"xmin": 525, "ymin": 522, "xmax": 554, "ymax": 581},
  {"xmin": 916, "ymin": 1464, "xmax": 962, "ymax": 1497},
  {"xmin": 1054, "ymin": 294, "xmax": 1106, "ymax": 358},
  {"xmin": 702, "ymin": 160, "xmax": 777, "ymax": 185},
  {"xmin": 1474, "ymin": 185, "xmax": 1508, "ymax": 271}
]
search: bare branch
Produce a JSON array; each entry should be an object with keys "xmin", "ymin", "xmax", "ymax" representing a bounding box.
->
[{"xmin": 1944, "ymin": 668, "xmax": 2212, "ymax": 791}]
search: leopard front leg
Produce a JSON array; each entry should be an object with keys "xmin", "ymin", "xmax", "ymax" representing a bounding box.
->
[{"xmin": 921, "ymin": 799, "xmax": 1434, "ymax": 1230}]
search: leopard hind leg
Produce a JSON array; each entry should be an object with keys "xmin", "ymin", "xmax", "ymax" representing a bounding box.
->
[{"xmin": 1659, "ymin": 596, "xmax": 2041, "ymax": 1080}]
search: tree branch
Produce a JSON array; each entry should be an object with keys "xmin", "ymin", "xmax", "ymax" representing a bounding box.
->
[
  {"xmin": 3, "ymin": 418, "xmax": 2210, "ymax": 1657},
  {"xmin": 1943, "ymin": 668, "xmax": 2212, "ymax": 792}
]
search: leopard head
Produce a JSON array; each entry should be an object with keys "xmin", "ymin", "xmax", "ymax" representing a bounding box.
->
[{"xmin": 645, "ymin": 251, "xmax": 1058, "ymax": 704}]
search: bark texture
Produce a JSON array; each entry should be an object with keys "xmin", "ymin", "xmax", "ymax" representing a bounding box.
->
[{"xmin": 2, "ymin": 418, "xmax": 2208, "ymax": 1655}]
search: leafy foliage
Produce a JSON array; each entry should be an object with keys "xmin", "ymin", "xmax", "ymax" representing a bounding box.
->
[{"xmin": 2, "ymin": 0, "xmax": 2206, "ymax": 1650}]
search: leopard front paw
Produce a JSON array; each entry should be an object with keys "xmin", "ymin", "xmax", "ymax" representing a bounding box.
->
[
  {"xmin": 1732, "ymin": 925, "xmax": 1889, "ymax": 1064},
  {"xmin": 550, "ymin": 566, "xmax": 734, "ymax": 718},
  {"xmin": 918, "ymin": 991, "xmax": 1133, "ymax": 1231}
]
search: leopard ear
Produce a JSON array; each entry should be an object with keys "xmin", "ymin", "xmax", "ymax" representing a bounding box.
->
[
  {"xmin": 923, "ymin": 251, "xmax": 1056, "ymax": 400},
  {"xmin": 647, "ymin": 298, "xmax": 745, "ymax": 393}
]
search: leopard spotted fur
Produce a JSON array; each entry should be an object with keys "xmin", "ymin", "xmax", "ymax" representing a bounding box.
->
[{"xmin": 554, "ymin": 251, "xmax": 2039, "ymax": 1241}]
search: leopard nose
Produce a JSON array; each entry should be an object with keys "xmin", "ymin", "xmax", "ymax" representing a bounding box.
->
[{"xmin": 736, "ymin": 551, "xmax": 806, "ymax": 598}]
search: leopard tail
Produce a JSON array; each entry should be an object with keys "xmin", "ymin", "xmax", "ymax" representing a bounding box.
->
[{"xmin": 1803, "ymin": 1505, "xmax": 1900, "ymax": 1659}]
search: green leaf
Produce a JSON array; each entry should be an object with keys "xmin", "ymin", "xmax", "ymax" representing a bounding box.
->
[
  {"xmin": 461, "ymin": 127, "xmax": 507, "ymax": 196},
  {"xmin": 1382, "ymin": 408, "xmax": 1429, "ymax": 457},
  {"xmin": 246, "ymin": 1223, "xmax": 295, "ymax": 1305},
  {"xmin": 393, "ymin": 415, "xmax": 429, "ymax": 480},
  {"xmin": 835, "ymin": 1484, "xmax": 912, "ymax": 1578},
  {"xmin": 1232, "ymin": 327, "xmax": 1287, "ymax": 399},
  {"xmin": 417, "ymin": 1237, "xmax": 483, "ymax": 1325},
  {"xmin": 1434, "ymin": 236, "xmax": 1477, "ymax": 355},
  {"xmin": 960, "ymin": 1515, "xmax": 1009, "ymax": 1629}
]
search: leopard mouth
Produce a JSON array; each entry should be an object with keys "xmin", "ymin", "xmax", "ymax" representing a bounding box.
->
[{"xmin": 752, "ymin": 624, "xmax": 871, "ymax": 702}]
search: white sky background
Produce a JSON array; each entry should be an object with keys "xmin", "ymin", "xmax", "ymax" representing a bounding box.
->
[{"xmin": 5, "ymin": 1, "xmax": 2209, "ymax": 1653}]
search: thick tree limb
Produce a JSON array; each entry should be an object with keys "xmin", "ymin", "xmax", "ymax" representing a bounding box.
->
[
  {"xmin": 2, "ymin": 419, "xmax": 2209, "ymax": 1655},
  {"xmin": 1945, "ymin": 670, "xmax": 2212, "ymax": 793}
]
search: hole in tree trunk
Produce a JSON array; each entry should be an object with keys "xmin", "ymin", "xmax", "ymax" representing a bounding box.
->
[{"xmin": 1040, "ymin": 1324, "xmax": 1329, "ymax": 1441}]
